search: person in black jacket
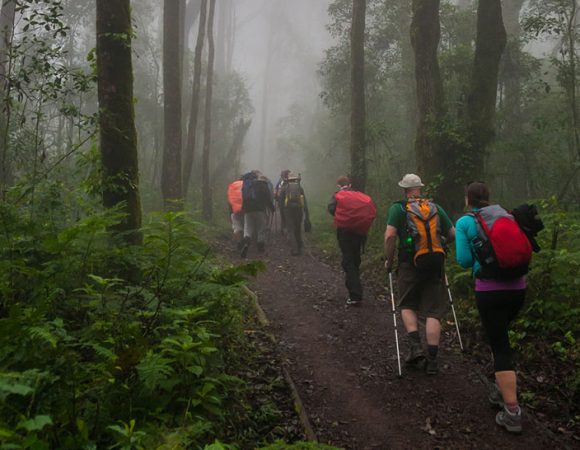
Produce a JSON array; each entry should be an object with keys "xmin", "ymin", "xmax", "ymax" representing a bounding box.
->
[
  {"xmin": 328, "ymin": 175, "xmax": 364, "ymax": 306},
  {"xmin": 241, "ymin": 173, "xmax": 275, "ymax": 258}
]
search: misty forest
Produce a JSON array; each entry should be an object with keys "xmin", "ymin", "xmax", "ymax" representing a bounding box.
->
[{"xmin": 0, "ymin": 0, "xmax": 579, "ymax": 449}]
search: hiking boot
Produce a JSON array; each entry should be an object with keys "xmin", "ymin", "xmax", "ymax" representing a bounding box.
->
[
  {"xmin": 425, "ymin": 356, "xmax": 439, "ymax": 375},
  {"xmin": 345, "ymin": 298, "xmax": 361, "ymax": 306},
  {"xmin": 488, "ymin": 383, "xmax": 504, "ymax": 408},
  {"xmin": 240, "ymin": 238, "xmax": 250, "ymax": 258},
  {"xmin": 496, "ymin": 407, "xmax": 522, "ymax": 433},
  {"xmin": 405, "ymin": 339, "xmax": 425, "ymax": 365},
  {"xmin": 257, "ymin": 242, "xmax": 265, "ymax": 254}
]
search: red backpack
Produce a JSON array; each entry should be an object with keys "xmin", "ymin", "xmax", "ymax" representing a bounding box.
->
[
  {"xmin": 334, "ymin": 190, "xmax": 377, "ymax": 235},
  {"xmin": 468, "ymin": 205, "xmax": 532, "ymax": 280}
]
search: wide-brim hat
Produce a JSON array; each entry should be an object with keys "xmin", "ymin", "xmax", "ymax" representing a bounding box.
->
[
  {"xmin": 398, "ymin": 173, "xmax": 424, "ymax": 188},
  {"xmin": 287, "ymin": 172, "xmax": 299, "ymax": 181}
]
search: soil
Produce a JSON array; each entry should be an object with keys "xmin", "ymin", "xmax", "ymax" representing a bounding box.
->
[{"xmin": 217, "ymin": 232, "xmax": 575, "ymax": 450}]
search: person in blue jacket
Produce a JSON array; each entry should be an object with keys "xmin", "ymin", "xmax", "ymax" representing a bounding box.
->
[{"xmin": 455, "ymin": 182, "xmax": 526, "ymax": 434}]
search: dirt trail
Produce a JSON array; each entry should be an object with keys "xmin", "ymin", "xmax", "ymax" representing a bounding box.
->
[{"xmin": 221, "ymin": 234, "xmax": 568, "ymax": 450}]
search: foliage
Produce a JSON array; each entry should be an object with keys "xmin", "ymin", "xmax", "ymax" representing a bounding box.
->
[{"xmin": 0, "ymin": 192, "xmax": 295, "ymax": 449}]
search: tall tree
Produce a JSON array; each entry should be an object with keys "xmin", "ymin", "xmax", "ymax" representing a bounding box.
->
[
  {"xmin": 411, "ymin": 0, "xmax": 445, "ymax": 186},
  {"xmin": 465, "ymin": 0, "xmax": 507, "ymax": 182},
  {"xmin": 0, "ymin": 0, "xmax": 15, "ymax": 196},
  {"xmin": 96, "ymin": 0, "xmax": 142, "ymax": 244},
  {"xmin": 183, "ymin": 0, "xmax": 208, "ymax": 197},
  {"xmin": 350, "ymin": 0, "xmax": 367, "ymax": 192},
  {"xmin": 201, "ymin": 0, "xmax": 216, "ymax": 220},
  {"xmin": 162, "ymin": 0, "xmax": 183, "ymax": 209}
]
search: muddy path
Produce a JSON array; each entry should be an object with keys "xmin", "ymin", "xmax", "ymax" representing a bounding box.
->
[{"xmin": 218, "ymin": 233, "xmax": 569, "ymax": 450}]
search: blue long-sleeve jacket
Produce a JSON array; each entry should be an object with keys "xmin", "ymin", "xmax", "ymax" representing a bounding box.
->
[{"xmin": 455, "ymin": 213, "xmax": 481, "ymax": 275}]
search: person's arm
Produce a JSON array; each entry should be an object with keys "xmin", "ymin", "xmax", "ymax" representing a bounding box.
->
[
  {"xmin": 328, "ymin": 193, "xmax": 337, "ymax": 216},
  {"xmin": 437, "ymin": 205, "xmax": 456, "ymax": 244},
  {"xmin": 384, "ymin": 225, "xmax": 398, "ymax": 272},
  {"xmin": 302, "ymin": 188, "xmax": 310, "ymax": 219},
  {"xmin": 455, "ymin": 216, "xmax": 474, "ymax": 269}
]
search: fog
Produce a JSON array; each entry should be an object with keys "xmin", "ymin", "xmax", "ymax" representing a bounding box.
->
[{"xmin": 231, "ymin": 0, "xmax": 333, "ymax": 179}]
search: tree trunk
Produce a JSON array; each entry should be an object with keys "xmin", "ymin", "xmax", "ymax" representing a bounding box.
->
[
  {"xmin": 350, "ymin": 0, "xmax": 367, "ymax": 192},
  {"xmin": 212, "ymin": 118, "xmax": 251, "ymax": 185},
  {"xmin": 183, "ymin": 0, "xmax": 208, "ymax": 197},
  {"xmin": 466, "ymin": 0, "xmax": 507, "ymax": 182},
  {"xmin": 162, "ymin": 0, "xmax": 183, "ymax": 209},
  {"xmin": 411, "ymin": 0, "xmax": 444, "ymax": 185},
  {"xmin": 96, "ymin": 0, "xmax": 142, "ymax": 245},
  {"xmin": 201, "ymin": 0, "xmax": 216, "ymax": 221},
  {"xmin": 0, "ymin": 0, "xmax": 15, "ymax": 196}
]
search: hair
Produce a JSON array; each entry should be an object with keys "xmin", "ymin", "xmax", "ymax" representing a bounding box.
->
[
  {"xmin": 336, "ymin": 175, "xmax": 351, "ymax": 187},
  {"xmin": 466, "ymin": 182, "xmax": 490, "ymax": 208}
]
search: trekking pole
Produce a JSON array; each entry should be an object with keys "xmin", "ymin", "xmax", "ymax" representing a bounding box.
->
[
  {"xmin": 444, "ymin": 273, "xmax": 464, "ymax": 352},
  {"xmin": 388, "ymin": 272, "xmax": 402, "ymax": 378}
]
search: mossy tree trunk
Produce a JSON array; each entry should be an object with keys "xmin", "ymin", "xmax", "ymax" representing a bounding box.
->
[
  {"xmin": 183, "ymin": 0, "xmax": 208, "ymax": 198},
  {"xmin": 466, "ymin": 0, "xmax": 507, "ymax": 182},
  {"xmin": 201, "ymin": 0, "xmax": 216, "ymax": 221},
  {"xmin": 350, "ymin": 0, "xmax": 367, "ymax": 192},
  {"xmin": 96, "ymin": 0, "xmax": 142, "ymax": 246},
  {"xmin": 0, "ymin": 0, "xmax": 15, "ymax": 197},
  {"xmin": 410, "ymin": 0, "xmax": 445, "ymax": 188},
  {"xmin": 162, "ymin": 0, "xmax": 183, "ymax": 210}
]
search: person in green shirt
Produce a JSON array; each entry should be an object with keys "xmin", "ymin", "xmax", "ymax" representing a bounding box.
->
[{"xmin": 383, "ymin": 174, "xmax": 455, "ymax": 375}]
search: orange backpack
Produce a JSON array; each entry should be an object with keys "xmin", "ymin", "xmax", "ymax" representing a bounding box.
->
[
  {"xmin": 227, "ymin": 180, "xmax": 243, "ymax": 214},
  {"xmin": 404, "ymin": 199, "xmax": 445, "ymax": 275}
]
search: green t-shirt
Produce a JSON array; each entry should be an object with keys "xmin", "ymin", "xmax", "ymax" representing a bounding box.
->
[{"xmin": 386, "ymin": 198, "xmax": 453, "ymax": 261}]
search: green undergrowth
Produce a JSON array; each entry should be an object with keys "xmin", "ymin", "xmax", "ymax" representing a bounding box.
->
[{"xmin": 0, "ymin": 188, "xmax": 314, "ymax": 449}]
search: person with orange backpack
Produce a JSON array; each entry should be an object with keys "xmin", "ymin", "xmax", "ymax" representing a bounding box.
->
[
  {"xmin": 455, "ymin": 182, "xmax": 537, "ymax": 433},
  {"xmin": 227, "ymin": 177, "xmax": 244, "ymax": 250},
  {"xmin": 328, "ymin": 175, "xmax": 377, "ymax": 306},
  {"xmin": 383, "ymin": 174, "xmax": 455, "ymax": 375}
]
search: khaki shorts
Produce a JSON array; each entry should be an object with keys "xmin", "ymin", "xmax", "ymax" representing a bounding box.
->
[{"xmin": 397, "ymin": 263, "xmax": 448, "ymax": 319}]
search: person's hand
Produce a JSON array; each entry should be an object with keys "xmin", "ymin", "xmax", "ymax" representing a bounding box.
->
[{"xmin": 384, "ymin": 258, "xmax": 393, "ymax": 273}]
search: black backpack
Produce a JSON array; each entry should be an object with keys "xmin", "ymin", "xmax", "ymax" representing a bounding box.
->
[
  {"xmin": 510, "ymin": 203, "xmax": 544, "ymax": 253},
  {"xmin": 241, "ymin": 172, "xmax": 258, "ymax": 202}
]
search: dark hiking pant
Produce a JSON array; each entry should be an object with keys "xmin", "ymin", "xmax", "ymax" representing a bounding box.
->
[
  {"xmin": 476, "ymin": 289, "xmax": 525, "ymax": 372},
  {"xmin": 337, "ymin": 229, "xmax": 364, "ymax": 301},
  {"xmin": 285, "ymin": 206, "xmax": 303, "ymax": 253}
]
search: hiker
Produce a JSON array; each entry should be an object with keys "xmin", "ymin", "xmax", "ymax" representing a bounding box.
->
[
  {"xmin": 455, "ymin": 182, "xmax": 529, "ymax": 433},
  {"xmin": 279, "ymin": 172, "xmax": 311, "ymax": 255},
  {"xmin": 240, "ymin": 171, "xmax": 275, "ymax": 258},
  {"xmin": 328, "ymin": 175, "xmax": 376, "ymax": 306},
  {"xmin": 383, "ymin": 173, "xmax": 455, "ymax": 375},
  {"xmin": 274, "ymin": 169, "xmax": 291, "ymax": 233},
  {"xmin": 227, "ymin": 177, "xmax": 244, "ymax": 250}
]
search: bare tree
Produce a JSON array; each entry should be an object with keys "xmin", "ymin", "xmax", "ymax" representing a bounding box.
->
[
  {"xmin": 162, "ymin": 0, "xmax": 183, "ymax": 209},
  {"xmin": 96, "ymin": 0, "xmax": 142, "ymax": 245},
  {"xmin": 183, "ymin": 0, "xmax": 208, "ymax": 197},
  {"xmin": 201, "ymin": 0, "xmax": 216, "ymax": 220},
  {"xmin": 350, "ymin": 0, "xmax": 367, "ymax": 192}
]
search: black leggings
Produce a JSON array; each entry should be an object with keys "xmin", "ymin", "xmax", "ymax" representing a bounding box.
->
[{"xmin": 475, "ymin": 289, "xmax": 525, "ymax": 372}]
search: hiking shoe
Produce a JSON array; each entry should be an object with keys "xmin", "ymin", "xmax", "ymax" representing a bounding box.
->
[
  {"xmin": 345, "ymin": 298, "xmax": 361, "ymax": 306},
  {"xmin": 488, "ymin": 383, "xmax": 504, "ymax": 408},
  {"xmin": 405, "ymin": 339, "xmax": 425, "ymax": 365},
  {"xmin": 496, "ymin": 407, "xmax": 522, "ymax": 433},
  {"xmin": 425, "ymin": 356, "xmax": 439, "ymax": 375},
  {"xmin": 240, "ymin": 240, "xmax": 250, "ymax": 258}
]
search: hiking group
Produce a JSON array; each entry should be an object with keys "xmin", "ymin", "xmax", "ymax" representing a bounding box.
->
[
  {"xmin": 329, "ymin": 173, "xmax": 542, "ymax": 435},
  {"xmin": 227, "ymin": 169, "xmax": 311, "ymax": 258},
  {"xmin": 229, "ymin": 170, "xmax": 543, "ymax": 435}
]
